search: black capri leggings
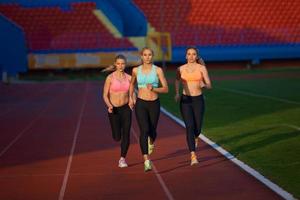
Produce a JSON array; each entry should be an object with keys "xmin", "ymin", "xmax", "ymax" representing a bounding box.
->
[
  {"xmin": 135, "ymin": 98, "xmax": 160, "ymax": 155},
  {"xmin": 180, "ymin": 94, "xmax": 205, "ymax": 152},
  {"xmin": 108, "ymin": 104, "xmax": 132, "ymax": 158}
]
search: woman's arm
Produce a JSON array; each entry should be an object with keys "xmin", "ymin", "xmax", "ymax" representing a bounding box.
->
[
  {"xmin": 201, "ymin": 65, "xmax": 212, "ymax": 89},
  {"xmin": 128, "ymin": 74, "xmax": 136, "ymax": 104},
  {"xmin": 174, "ymin": 67, "xmax": 181, "ymax": 102},
  {"xmin": 129, "ymin": 68, "xmax": 137, "ymax": 109},
  {"xmin": 149, "ymin": 67, "xmax": 168, "ymax": 93},
  {"xmin": 103, "ymin": 76, "xmax": 113, "ymax": 113}
]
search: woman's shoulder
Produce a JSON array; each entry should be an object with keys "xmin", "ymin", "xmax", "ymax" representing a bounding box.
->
[
  {"xmin": 178, "ymin": 64, "xmax": 187, "ymax": 71},
  {"xmin": 153, "ymin": 65, "xmax": 162, "ymax": 70},
  {"xmin": 125, "ymin": 72, "xmax": 131, "ymax": 78},
  {"xmin": 197, "ymin": 63, "xmax": 207, "ymax": 70},
  {"xmin": 154, "ymin": 65, "xmax": 166, "ymax": 75},
  {"xmin": 132, "ymin": 66, "xmax": 139, "ymax": 73},
  {"xmin": 105, "ymin": 72, "xmax": 113, "ymax": 82}
]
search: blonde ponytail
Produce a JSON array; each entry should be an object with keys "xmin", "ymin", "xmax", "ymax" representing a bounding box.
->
[
  {"xmin": 101, "ymin": 54, "xmax": 127, "ymax": 72},
  {"xmin": 101, "ymin": 65, "xmax": 116, "ymax": 72}
]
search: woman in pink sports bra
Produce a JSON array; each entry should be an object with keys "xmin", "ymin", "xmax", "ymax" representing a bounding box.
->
[
  {"xmin": 103, "ymin": 54, "xmax": 134, "ymax": 168},
  {"xmin": 175, "ymin": 47, "xmax": 212, "ymax": 166}
]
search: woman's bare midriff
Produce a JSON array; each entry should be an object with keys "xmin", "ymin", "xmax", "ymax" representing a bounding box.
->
[
  {"xmin": 138, "ymin": 88, "xmax": 158, "ymax": 101},
  {"xmin": 110, "ymin": 92, "xmax": 129, "ymax": 107},
  {"xmin": 182, "ymin": 82, "xmax": 203, "ymax": 96}
]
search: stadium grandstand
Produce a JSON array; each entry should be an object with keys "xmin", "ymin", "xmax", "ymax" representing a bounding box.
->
[{"xmin": 0, "ymin": 0, "xmax": 299, "ymax": 80}]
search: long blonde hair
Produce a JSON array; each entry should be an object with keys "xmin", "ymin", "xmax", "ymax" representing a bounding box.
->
[{"xmin": 102, "ymin": 54, "xmax": 127, "ymax": 72}]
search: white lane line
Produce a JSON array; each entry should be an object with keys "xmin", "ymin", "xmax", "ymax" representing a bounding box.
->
[
  {"xmin": 58, "ymin": 82, "xmax": 88, "ymax": 200},
  {"xmin": 131, "ymin": 127, "xmax": 174, "ymax": 200},
  {"xmin": 0, "ymin": 118, "xmax": 40, "ymax": 157},
  {"xmin": 160, "ymin": 107, "xmax": 296, "ymax": 200},
  {"xmin": 217, "ymin": 87, "xmax": 300, "ymax": 105},
  {"xmin": 0, "ymin": 84, "xmax": 67, "ymax": 158}
]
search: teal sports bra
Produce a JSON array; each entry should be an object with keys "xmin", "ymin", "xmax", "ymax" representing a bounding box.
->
[{"xmin": 137, "ymin": 65, "xmax": 159, "ymax": 88}]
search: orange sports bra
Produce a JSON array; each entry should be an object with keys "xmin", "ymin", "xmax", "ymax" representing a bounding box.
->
[
  {"xmin": 109, "ymin": 72, "xmax": 130, "ymax": 93},
  {"xmin": 180, "ymin": 69, "xmax": 202, "ymax": 82}
]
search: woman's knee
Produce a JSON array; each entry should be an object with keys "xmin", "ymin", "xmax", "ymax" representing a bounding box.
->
[{"xmin": 112, "ymin": 133, "xmax": 121, "ymax": 141}]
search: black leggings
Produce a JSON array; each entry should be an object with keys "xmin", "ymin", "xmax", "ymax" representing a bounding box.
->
[
  {"xmin": 135, "ymin": 98, "xmax": 160, "ymax": 155},
  {"xmin": 180, "ymin": 94, "xmax": 205, "ymax": 152},
  {"xmin": 108, "ymin": 104, "xmax": 132, "ymax": 157}
]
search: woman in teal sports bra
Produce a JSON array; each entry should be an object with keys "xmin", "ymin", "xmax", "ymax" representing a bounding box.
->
[{"xmin": 129, "ymin": 47, "xmax": 168, "ymax": 172}]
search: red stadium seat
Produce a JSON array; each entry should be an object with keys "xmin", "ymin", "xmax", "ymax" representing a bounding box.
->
[
  {"xmin": 0, "ymin": 2, "xmax": 135, "ymax": 51},
  {"xmin": 133, "ymin": 0, "xmax": 300, "ymax": 46}
]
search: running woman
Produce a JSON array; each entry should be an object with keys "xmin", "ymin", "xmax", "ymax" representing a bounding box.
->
[
  {"xmin": 129, "ymin": 47, "xmax": 168, "ymax": 172},
  {"xmin": 103, "ymin": 55, "xmax": 134, "ymax": 168},
  {"xmin": 175, "ymin": 47, "xmax": 212, "ymax": 165}
]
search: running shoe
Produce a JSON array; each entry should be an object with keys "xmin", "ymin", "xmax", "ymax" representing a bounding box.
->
[
  {"xmin": 118, "ymin": 157, "xmax": 128, "ymax": 168},
  {"xmin": 191, "ymin": 154, "xmax": 199, "ymax": 166},
  {"xmin": 144, "ymin": 160, "xmax": 152, "ymax": 172}
]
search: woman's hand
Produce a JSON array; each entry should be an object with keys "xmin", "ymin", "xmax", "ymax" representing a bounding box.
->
[
  {"xmin": 108, "ymin": 106, "xmax": 113, "ymax": 113},
  {"xmin": 200, "ymin": 81, "xmax": 212, "ymax": 89},
  {"xmin": 146, "ymin": 83, "xmax": 153, "ymax": 91},
  {"xmin": 200, "ymin": 81, "xmax": 205, "ymax": 88},
  {"xmin": 128, "ymin": 98, "xmax": 135, "ymax": 110}
]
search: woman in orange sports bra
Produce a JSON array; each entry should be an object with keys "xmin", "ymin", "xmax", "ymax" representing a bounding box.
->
[
  {"xmin": 175, "ymin": 47, "xmax": 212, "ymax": 165},
  {"xmin": 103, "ymin": 54, "xmax": 134, "ymax": 168}
]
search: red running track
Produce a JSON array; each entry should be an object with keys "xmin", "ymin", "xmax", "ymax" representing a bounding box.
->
[{"xmin": 0, "ymin": 82, "xmax": 283, "ymax": 200}]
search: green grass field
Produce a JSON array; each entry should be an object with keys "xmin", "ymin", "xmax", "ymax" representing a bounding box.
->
[{"xmin": 161, "ymin": 67, "xmax": 300, "ymax": 198}]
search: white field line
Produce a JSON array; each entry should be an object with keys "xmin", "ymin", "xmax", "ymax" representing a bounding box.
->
[
  {"xmin": 281, "ymin": 124, "xmax": 300, "ymax": 131},
  {"xmin": 217, "ymin": 87, "xmax": 300, "ymax": 105}
]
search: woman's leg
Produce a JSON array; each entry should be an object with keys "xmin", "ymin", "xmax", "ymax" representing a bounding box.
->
[
  {"xmin": 108, "ymin": 107, "xmax": 121, "ymax": 142},
  {"xmin": 192, "ymin": 95, "xmax": 205, "ymax": 138},
  {"xmin": 135, "ymin": 99, "xmax": 150, "ymax": 155},
  {"xmin": 180, "ymin": 95, "xmax": 196, "ymax": 152},
  {"xmin": 120, "ymin": 105, "xmax": 132, "ymax": 158},
  {"xmin": 147, "ymin": 99, "xmax": 160, "ymax": 143}
]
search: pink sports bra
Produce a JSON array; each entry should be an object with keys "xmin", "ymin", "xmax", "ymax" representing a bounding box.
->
[{"xmin": 109, "ymin": 72, "xmax": 130, "ymax": 93}]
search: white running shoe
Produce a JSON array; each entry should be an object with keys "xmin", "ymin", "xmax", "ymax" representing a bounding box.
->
[
  {"xmin": 191, "ymin": 155, "xmax": 199, "ymax": 166},
  {"xmin": 118, "ymin": 158, "xmax": 128, "ymax": 168},
  {"xmin": 144, "ymin": 160, "xmax": 152, "ymax": 172}
]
